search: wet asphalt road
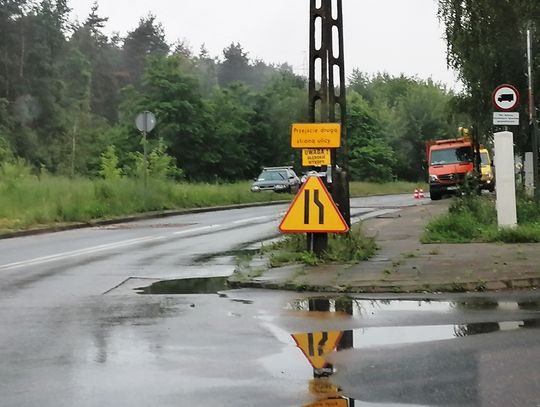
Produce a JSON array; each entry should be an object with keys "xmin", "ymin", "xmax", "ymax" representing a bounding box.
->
[{"xmin": 1, "ymin": 194, "xmax": 539, "ymax": 406}]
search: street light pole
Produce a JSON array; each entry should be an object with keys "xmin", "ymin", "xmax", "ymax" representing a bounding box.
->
[{"xmin": 527, "ymin": 26, "xmax": 540, "ymax": 196}]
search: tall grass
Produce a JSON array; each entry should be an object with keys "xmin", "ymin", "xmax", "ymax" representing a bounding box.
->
[
  {"xmin": 0, "ymin": 176, "xmax": 287, "ymax": 232},
  {"xmin": 422, "ymin": 193, "xmax": 540, "ymax": 243},
  {"xmin": 0, "ymin": 166, "xmax": 425, "ymax": 233}
]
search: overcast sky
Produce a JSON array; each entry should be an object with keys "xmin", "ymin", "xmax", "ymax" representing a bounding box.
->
[{"xmin": 68, "ymin": 0, "xmax": 461, "ymax": 90}]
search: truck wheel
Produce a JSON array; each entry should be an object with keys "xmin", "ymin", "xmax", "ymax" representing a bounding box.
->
[{"xmin": 430, "ymin": 191, "xmax": 442, "ymax": 201}]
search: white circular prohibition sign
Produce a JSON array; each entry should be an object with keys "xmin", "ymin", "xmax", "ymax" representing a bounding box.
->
[{"xmin": 492, "ymin": 84, "xmax": 520, "ymax": 112}]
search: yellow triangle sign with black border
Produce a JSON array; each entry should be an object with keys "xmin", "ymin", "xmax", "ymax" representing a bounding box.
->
[{"xmin": 279, "ymin": 176, "xmax": 349, "ymax": 233}]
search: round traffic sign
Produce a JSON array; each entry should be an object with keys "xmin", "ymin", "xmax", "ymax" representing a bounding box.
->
[
  {"xmin": 492, "ymin": 84, "xmax": 520, "ymax": 112},
  {"xmin": 135, "ymin": 111, "xmax": 156, "ymax": 132}
]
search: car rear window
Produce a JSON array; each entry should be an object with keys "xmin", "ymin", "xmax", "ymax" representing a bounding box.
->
[{"xmin": 259, "ymin": 170, "xmax": 287, "ymax": 181}]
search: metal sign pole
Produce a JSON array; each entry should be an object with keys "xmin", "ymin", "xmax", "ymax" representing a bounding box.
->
[
  {"xmin": 527, "ymin": 27, "xmax": 540, "ymax": 195},
  {"xmin": 306, "ymin": 0, "xmax": 350, "ymax": 255},
  {"xmin": 135, "ymin": 111, "xmax": 156, "ymax": 208}
]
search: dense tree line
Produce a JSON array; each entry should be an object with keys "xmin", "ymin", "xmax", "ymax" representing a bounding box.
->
[
  {"xmin": 438, "ymin": 0, "xmax": 540, "ymax": 152},
  {"xmin": 0, "ymin": 0, "xmax": 460, "ymax": 183}
]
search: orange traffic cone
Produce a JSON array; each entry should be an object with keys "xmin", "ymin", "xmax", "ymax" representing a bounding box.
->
[
  {"xmin": 419, "ymin": 189, "xmax": 425, "ymax": 199},
  {"xmin": 414, "ymin": 188, "xmax": 419, "ymax": 199}
]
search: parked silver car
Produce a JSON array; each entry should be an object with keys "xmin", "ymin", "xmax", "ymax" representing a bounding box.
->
[{"xmin": 250, "ymin": 167, "xmax": 301, "ymax": 193}]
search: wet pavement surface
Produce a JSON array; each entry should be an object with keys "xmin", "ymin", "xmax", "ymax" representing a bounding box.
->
[
  {"xmin": 234, "ymin": 200, "xmax": 540, "ymax": 293},
  {"xmin": 2, "ymin": 196, "xmax": 540, "ymax": 406},
  {"xmin": 2, "ymin": 284, "xmax": 539, "ymax": 407}
]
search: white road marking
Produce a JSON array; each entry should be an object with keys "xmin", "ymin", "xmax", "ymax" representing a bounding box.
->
[
  {"xmin": 0, "ymin": 236, "xmax": 165, "ymax": 271},
  {"xmin": 233, "ymin": 216, "xmax": 269, "ymax": 224},
  {"xmin": 173, "ymin": 225, "xmax": 216, "ymax": 235},
  {"xmin": 0, "ymin": 212, "xmax": 287, "ymax": 271}
]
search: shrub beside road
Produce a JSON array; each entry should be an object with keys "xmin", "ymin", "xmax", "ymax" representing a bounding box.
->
[{"xmin": 422, "ymin": 194, "xmax": 540, "ymax": 243}]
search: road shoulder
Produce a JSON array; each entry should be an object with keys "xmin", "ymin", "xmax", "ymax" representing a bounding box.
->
[{"xmin": 229, "ymin": 200, "xmax": 540, "ymax": 293}]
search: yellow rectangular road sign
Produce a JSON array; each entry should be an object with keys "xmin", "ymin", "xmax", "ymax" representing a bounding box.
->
[
  {"xmin": 291, "ymin": 123, "xmax": 341, "ymax": 148},
  {"xmin": 302, "ymin": 148, "xmax": 331, "ymax": 166},
  {"xmin": 303, "ymin": 399, "xmax": 348, "ymax": 407}
]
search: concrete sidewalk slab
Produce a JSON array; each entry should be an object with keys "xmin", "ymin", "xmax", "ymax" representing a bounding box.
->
[{"xmin": 230, "ymin": 200, "xmax": 540, "ymax": 293}]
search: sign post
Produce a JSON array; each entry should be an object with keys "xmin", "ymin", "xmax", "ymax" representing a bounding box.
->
[{"xmin": 135, "ymin": 111, "xmax": 156, "ymax": 203}]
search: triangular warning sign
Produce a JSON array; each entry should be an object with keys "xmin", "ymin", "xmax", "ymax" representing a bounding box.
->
[
  {"xmin": 279, "ymin": 176, "xmax": 349, "ymax": 233},
  {"xmin": 292, "ymin": 331, "xmax": 344, "ymax": 369}
]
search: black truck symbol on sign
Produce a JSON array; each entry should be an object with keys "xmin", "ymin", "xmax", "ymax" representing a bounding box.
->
[{"xmin": 498, "ymin": 93, "xmax": 514, "ymax": 103}]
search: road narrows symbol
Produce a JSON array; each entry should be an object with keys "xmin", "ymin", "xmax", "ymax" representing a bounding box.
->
[
  {"xmin": 308, "ymin": 333, "xmax": 315, "ymax": 356},
  {"xmin": 314, "ymin": 190, "xmax": 324, "ymax": 224},
  {"xmin": 318, "ymin": 332, "xmax": 328, "ymax": 356},
  {"xmin": 303, "ymin": 189, "xmax": 325, "ymax": 225},
  {"xmin": 304, "ymin": 190, "xmax": 310, "ymax": 224}
]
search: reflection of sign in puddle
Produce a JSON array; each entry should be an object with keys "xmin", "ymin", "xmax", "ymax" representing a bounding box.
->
[
  {"xmin": 291, "ymin": 298, "xmax": 354, "ymax": 407},
  {"xmin": 289, "ymin": 296, "xmax": 540, "ymax": 407}
]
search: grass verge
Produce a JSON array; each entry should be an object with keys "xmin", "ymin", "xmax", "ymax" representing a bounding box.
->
[
  {"xmin": 422, "ymin": 193, "xmax": 540, "ymax": 243},
  {"xmin": 263, "ymin": 223, "xmax": 377, "ymax": 267},
  {"xmin": 0, "ymin": 175, "xmax": 421, "ymax": 234}
]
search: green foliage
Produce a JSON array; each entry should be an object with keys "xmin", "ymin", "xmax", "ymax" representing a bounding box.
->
[
  {"xmin": 147, "ymin": 139, "xmax": 183, "ymax": 180},
  {"xmin": 0, "ymin": 158, "xmax": 34, "ymax": 186},
  {"xmin": 325, "ymin": 227, "xmax": 377, "ymax": 263},
  {"xmin": 484, "ymin": 225, "xmax": 540, "ymax": 244},
  {"xmin": 0, "ymin": 2, "xmax": 460, "ymax": 188},
  {"xmin": 99, "ymin": 145, "xmax": 122, "ymax": 180},
  {"xmin": 516, "ymin": 196, "xmax": 540, "ymax": 224},
  {"xmin": 422, "ymin": 210, "xmax": 485, "ymax": 243},
  {"xmin": 437, "ymin": 1, "xmax": 539, "ymax": 151},
  {"xmin": 264, "ymin": 225, "xmax": 376, "ymax": 267},
  {"xmin": 347, "ymin": 91, "xmax": 396, "ymax": 182},
  {"xmin": 423, "ymin": 194, "xmax": 540, "ymax": 243},
  {"xmin": 348, "ymin": 73, "xmax": 460, "ymax": 182},
  {"xmin": 448, "ymin": 194, "xmax": 496, "ymax": 225}
]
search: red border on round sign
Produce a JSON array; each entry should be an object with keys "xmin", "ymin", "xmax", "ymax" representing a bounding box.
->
[{"xmin": 492, "ymin": 84, "xmax": 520, "ymax": 112}]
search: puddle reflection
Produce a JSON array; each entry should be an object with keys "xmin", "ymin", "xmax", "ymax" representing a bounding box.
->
[
  {"xmin": 134, "ymin": 276, "xmax": 228, "ymax": 295},
  {"xmin": 288, "ymin": 296, "xmax": 540, "ymax": 406}
]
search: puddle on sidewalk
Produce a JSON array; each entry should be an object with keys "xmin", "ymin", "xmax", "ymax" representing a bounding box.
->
[
  {"xmin": 134, "ymin": 276, "xmax": 229, "ymax": 295},
  {"xmin": 276, "ymin": 296, "xmax": 540, "ymax": 407},
  {"xmin": 286, "ymin": 297, "xmax": 540, "ymax": 348}
]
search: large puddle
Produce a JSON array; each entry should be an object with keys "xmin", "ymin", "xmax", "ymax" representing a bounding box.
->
[
  {"xmin": 134, "ymin": 276, "xmax": 228, "ymax": 295},
  {"xmin": 130, "ymin": 280, "xmax": 540, "ymax": 406},
  {"xmin": 285, "ymin": 297, "xmax": 540, "ymax": 348},
  {"xmin": 278, "ymin": 297, "xmax": 540, "ymax": 406}
]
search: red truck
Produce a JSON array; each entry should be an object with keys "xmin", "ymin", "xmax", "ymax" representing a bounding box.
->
[{"xmin": 427, "ymin": 136, "xmax": 474, "ymax": 200}]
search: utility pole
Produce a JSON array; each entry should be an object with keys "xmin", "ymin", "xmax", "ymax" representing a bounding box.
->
[
  {"xmin": 527, "ymin": 26, "xmax": 540, "ymax": 195},
  {"xmin": 307, "ymin": 0, "xmax": 350, "ymax": 254}
]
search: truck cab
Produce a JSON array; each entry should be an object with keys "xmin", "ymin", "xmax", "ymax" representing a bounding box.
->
[{"xmin": 427, "ymin": 137, "xmax": 474, "ymax": 200}]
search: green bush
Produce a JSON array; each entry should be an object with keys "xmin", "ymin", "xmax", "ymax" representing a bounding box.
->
[
  {"xmin": 265, "ymin": 224, "xmax": 376, "ymax": 266},
  {"xmin": 422, "ymin": 210, "xmax": 484, "ymax": 243},
  {"xmin": 484, "ymin": 224, "xmax": 540, "ymax": 243},
  {"xmin": 424, "ymin": 194, "xmax": 540, "ymax": 243},
  {"xmin": 517, "ymin": 197, "xmax": 540, "ymax": 224},
  {"xmin": 449, "ymin": 194, "xmax": 496, "ymax": 225}
]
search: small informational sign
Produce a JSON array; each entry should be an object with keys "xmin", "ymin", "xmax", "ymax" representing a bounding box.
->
[
  {"xmin": 291, "ymin": 123, "xmax": 341, "ymax": 148},
  {"xmin": 493, "ymin": 111, "xmax": 520, "ymax": 126},
  {"xmin": 492, "ymin": 84, "xmax": 520, "ymax": 112},
  {"xmin": 309, "ymin": 379, "xmax": 341, "ymax": 399},
  {"xmin": 302, "ymin": 148, "xmax": 332, "ymax": 166}
]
